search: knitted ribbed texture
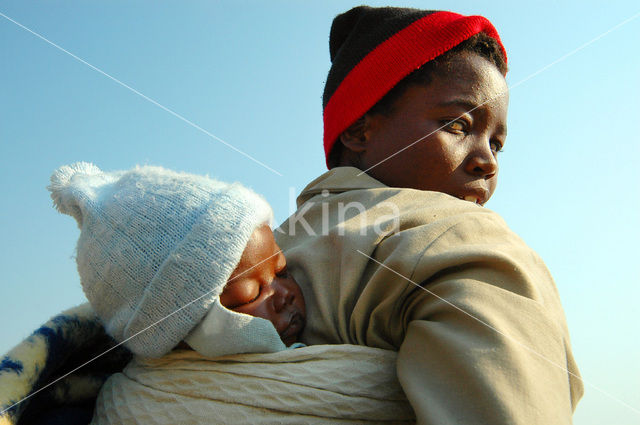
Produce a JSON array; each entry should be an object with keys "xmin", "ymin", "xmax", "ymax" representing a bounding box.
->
[
  {"xmin": 91, "ymin": 345, "xmax": 416, "ymax": 424},
  {"xmin": 322, "ymin": 6, "xmax": 507, "ymax": 166},
  {"xmin": 48, "ymin": 163, "xmax": 272, "ymax": 358}
]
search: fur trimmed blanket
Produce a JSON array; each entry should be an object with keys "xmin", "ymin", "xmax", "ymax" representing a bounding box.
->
[
  {"xmin": 0, "ymin": 304, "xmax": 131, "ymax": 425},
  {"xmin": 92, "ymin": 346, "xmax": 415, "ymax": 424}
]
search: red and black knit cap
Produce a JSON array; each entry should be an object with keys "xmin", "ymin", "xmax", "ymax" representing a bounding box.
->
[{"xmin": 322, "ymin": 6, "xmax": 507, "ymax": 167}]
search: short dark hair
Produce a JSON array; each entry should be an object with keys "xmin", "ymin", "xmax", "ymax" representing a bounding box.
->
[{"xmin": 328, "ymin": 32, "xmax": 507, "ymax": 169}]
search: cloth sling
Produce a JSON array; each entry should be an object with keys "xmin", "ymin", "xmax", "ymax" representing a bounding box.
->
[{"xmin": 91, "ymin": 345, "xmax": 415, "ymax": 424}]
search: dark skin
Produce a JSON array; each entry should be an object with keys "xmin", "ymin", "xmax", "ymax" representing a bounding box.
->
[
  {"xmin": 336, "ymin": 52, "xmax": 509, "ymax": 205},
  {"xmin": 219, "ymin": 225, "xmax": 306, "ymax": 346}
]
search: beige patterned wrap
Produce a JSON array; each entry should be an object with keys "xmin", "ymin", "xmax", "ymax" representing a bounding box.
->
[{"xmin": 91, "ymin": 344, "xmax": 416, "ymax": 424}]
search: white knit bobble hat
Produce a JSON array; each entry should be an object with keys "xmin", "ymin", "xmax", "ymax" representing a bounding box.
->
[{"xmin": 48, "ymin": 162, "xmax": 272, "ymax": 358}]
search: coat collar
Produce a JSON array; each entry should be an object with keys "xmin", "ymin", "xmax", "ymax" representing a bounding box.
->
[{"xmin": 297, "ymin": 167, "xmax": 386, "ymax": 206}]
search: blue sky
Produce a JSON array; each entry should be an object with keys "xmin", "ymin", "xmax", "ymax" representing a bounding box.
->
[{"xmin": 1, "ymin": 1, "xmax": 638, "ymax": 423}]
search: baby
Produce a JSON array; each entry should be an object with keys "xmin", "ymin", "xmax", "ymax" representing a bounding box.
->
[
  {"xmin": 216, "ymin": 222, "xmax": 306, "ymax": 347},
  {"xmin": 48, "ymin": 162, "xmax": 305, "ymax": 359}
]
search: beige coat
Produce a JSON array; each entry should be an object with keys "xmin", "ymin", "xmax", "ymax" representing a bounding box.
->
[{"xmin": 275, "ymin": 167, "xmax": 583, "ymax": 425}]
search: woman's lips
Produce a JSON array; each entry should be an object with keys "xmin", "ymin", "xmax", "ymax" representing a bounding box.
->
[{"xmin": 459, "ymin": 188, "xmax": 489, "ymax": 205}]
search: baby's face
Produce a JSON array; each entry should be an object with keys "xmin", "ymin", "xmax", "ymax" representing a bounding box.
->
[{"xmin": 220, "ymin": 224, "xmax": 306, "ymax": 346}]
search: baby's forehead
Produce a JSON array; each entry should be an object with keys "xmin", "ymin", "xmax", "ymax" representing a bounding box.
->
[{"xmin": 232, "ymin": 225, "xmax": 282, "ymax": 273}]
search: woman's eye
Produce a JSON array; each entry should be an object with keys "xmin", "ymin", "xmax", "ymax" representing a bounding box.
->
[{"xmin": 443, "ymin": 119, "xmax": 467, "ymax": 133}]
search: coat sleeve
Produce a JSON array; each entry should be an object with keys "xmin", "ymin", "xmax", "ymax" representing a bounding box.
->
[{"xmin": 392, "ymin": 215, "xmax": 583, "ymax": 424}]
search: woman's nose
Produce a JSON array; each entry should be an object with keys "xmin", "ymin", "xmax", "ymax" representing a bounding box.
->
[{"xmin": 465, "ymin": 140, "xmax": 498, "ymax": 179}]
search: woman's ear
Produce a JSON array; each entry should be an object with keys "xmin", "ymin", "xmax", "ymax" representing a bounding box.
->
[{"xmin": 338, "ymin": 116, "xmax": 368, "ymax": 153}]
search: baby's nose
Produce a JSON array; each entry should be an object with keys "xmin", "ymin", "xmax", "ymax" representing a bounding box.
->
[{"xmin": 273, "ymin": 280, "xmax": 293, "ymax": 312}]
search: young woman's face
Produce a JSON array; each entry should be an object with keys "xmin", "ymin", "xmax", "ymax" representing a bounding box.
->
[
  {"xmin": 219, "ymin": 225, "xmax": 306, "ymax": 346},
  {"xmin": 356, "ymin": 52, "xmax": 509, "ymax": 205}
]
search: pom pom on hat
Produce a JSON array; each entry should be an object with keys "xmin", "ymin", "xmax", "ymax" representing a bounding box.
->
[
  {"xmin": 49, "ymin": 162, "xmax": 103, "ymax": 194},
  {"xmin": 48, "ymin": 162, "xmax": 105, "ymax": 226},
  {"xmin": 48, "ymin": 163, "xmax": 273, "ymax": 357}
]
